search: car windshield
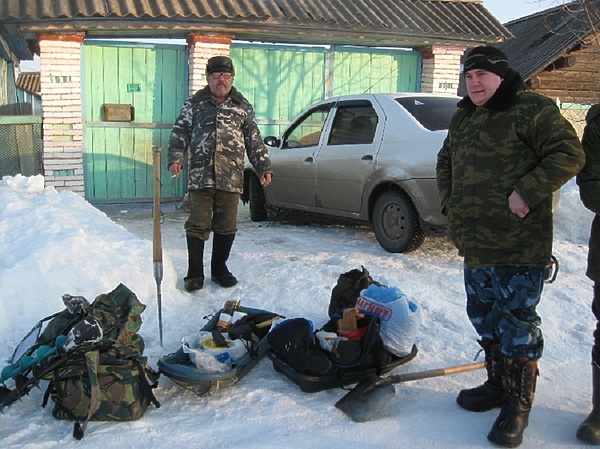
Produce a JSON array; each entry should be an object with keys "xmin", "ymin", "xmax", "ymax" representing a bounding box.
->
[{"xmin": 395, "ymin": 97, "xmax": 458, "ymax": 131}]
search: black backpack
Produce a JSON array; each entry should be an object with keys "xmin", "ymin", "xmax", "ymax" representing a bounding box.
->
[{"xmin": 266, "ymin": 312, "xmax": 387, "ymax": 377}]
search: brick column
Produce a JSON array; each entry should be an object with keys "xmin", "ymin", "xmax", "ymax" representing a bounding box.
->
[
  {"xmin": 186, "ymin": 34, "xmax": 234, "ymax": 95},
  {"xmin": 420, "ymin": 45, "xmax": 465, "ymax": 95},
  {"xmin": 39, "ymin": 33, "xmax": 85, "ymax": 195}
]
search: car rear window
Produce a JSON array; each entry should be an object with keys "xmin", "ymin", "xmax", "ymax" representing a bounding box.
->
[{"xmin": 395, "ymin": 97, "xmax": 458, "ymax": 131}]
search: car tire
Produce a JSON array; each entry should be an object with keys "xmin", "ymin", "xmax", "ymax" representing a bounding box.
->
[
  {"xmin": 249, "ymin": 174, "xmax": 268, "ymax": 222},
  {"xmin": 372, "ymin": 190, "xmax": 425, "ymax": 253}
]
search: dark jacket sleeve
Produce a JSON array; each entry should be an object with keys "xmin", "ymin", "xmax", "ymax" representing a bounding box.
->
[{"xmin": 578, "ymin": 104, "xmax": 600, "ymax": 215}]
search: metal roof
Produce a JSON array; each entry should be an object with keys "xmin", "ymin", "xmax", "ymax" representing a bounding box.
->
[
  {"xmin": 16, "ymin": 71, "xmax": 40, "ymax": 95},
  {"xmin": 0, "ymin": 0, "xmax": 511, "ymax": 48},
  {"xmin": 496, "ymin": 0, "xmax": 600, "ymax": 80}
]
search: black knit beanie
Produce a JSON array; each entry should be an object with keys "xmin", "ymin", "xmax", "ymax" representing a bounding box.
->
[{"xmin": 463, "ymin": 46, "xmax": 509, "ymax": 78}]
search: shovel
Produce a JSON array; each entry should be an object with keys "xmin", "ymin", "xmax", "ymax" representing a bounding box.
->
[{"xmin": 335, "ymin": 361, "xmax": 485, "ymax": 422}]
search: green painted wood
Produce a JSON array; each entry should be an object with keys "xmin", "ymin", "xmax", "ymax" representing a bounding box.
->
[
  {"xmin": 231, "ymin": 44, "xmax": 326, "ymax": 138},
  {"xmin": 231, "ymin": 44, "xmax": 421, "ymax": 138},
  {"xmin": 83, "ymin": 41, "xmax": 187, "ymax": 202},
  {"xmin": 331, "ymin": 47, "xmax": 421, "ymax": 94}
]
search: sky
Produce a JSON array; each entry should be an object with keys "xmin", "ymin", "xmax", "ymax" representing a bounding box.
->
[
  {"xmin": 0, "ymin": 174, "xmax": 596, "ymax": 448},
  {"xmin": 484, "ymin": 0, "xmax": 565, "ymax": 23}
]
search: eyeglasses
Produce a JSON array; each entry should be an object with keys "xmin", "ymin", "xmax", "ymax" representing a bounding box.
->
[{"xmin": 209, "ymin": 72, "xmax": 233, "ymax": 80}]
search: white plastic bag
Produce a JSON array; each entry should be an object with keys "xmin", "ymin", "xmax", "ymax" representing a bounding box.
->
[
  {"xmin": 356, "ymin": 284, "xmax": 421, "ymax": 357},
  {"xmin": 182, "ymin": 332, "xmax": 246, "ymax": 373}
]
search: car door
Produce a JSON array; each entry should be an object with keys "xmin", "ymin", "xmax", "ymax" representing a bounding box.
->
[
  {"xmin": 314, "ymin": 100, "xmax": 381, "ymax": 213},
  {"xmin": 266, "ymin": 104, "xmax": 333, "ymax": 208}
]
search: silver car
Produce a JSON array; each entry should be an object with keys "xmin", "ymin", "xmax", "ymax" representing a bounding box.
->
[{"xmin": 242, "ymin": 93, "xmax": 459, "ymax": 253}]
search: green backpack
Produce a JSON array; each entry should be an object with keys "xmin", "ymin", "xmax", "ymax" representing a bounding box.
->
[{"xmin": 38, "ymin": 283, "xmax": 160, "ymax": 439}]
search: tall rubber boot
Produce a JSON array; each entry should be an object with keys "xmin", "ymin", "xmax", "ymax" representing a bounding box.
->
[
  {"xmin": 210, "ymin": 233, "xmax": 238, "ymax": 288},
  {"xmin": 457, "ymin": 340, "xmax": 504, "ymax": 411},
  {"xmin": 183, "ymin": 235, "xmax": 204, "ymax": 292},
  {"xmin": 487, "ymin": 357, "xmax": 538, "ymax": 448},
  {"xmin": 577, "ymin": 361, "xmax": 600, "ymax": 444}
]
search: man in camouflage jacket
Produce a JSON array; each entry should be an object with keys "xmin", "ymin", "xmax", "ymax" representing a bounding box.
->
[
  {"xmin": 168, "ymin": 56, "xmax": 273, "ymax": 292},
  {"xmin": 576, "ymin": 103, "xmax": 600, "ymax": 444},
  {"xmin": 436, "ymin": 46, "xmax": 585, "ymax": 448}
]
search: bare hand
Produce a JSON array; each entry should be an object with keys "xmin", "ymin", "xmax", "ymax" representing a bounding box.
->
[
  {"xmin": 260, "ymin": 173, "xmax": 273, "ymax": 187},
  {"xmin": 169, "ymin": 162, "xmax": 182, "ymax": 178},
  {"xmin": 509, "ymin": 190, "xmax": 529, "ymax": 219}
]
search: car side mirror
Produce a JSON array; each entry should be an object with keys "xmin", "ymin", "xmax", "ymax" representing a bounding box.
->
[{"xmin": 264, "ymin": 136, "xmax": 280, "ymax": 147}]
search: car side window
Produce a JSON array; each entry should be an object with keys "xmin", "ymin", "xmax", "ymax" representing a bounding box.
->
[
  {"xmin": 328, "ymin": 105, "xmax": 377, "ymax": 145},
  {"xmin": 282, "ymin": 106, "xmax": 331, "ymax": 149}
]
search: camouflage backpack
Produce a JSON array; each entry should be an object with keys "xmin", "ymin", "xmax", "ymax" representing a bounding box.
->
[{"xmin": 38, "ymin": 283, "xmax": 160, "ymax": 439}]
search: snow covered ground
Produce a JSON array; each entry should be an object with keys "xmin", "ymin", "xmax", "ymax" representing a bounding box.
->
[{"xmin": 0, "ymin": 174, "xmax": 595, "ymax": 448}]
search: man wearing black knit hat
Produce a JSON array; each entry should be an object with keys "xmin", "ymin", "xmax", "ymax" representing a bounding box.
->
[{"xmin": 436, "ymin": 46, "xmax": 585, "ymax": 447}]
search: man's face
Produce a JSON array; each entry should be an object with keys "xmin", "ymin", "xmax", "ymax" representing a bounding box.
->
[
  {"xmin": 465, "ymin": 69, "xmax": 503, "ymax": 106},
  {"xmin": 207, "ymin": 72, "xmax": 234, "ymax": 99}
]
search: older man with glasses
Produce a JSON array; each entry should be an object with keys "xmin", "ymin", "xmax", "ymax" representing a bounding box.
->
[{"xmin": 167, "ymin": 56, "xmax": 273, "ymax": 293}]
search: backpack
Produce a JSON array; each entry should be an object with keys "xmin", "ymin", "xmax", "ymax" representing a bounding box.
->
[
  {"xmin": 266, "ymin": 312, "xmax": 389, "ymax": 381},
  {"xmin": 328, "ymin": 266, "xmax": 381, "ymax": 318},
  {"xmin": 20, "ymin": 284, "xmax": 159, "ymax": 439}
]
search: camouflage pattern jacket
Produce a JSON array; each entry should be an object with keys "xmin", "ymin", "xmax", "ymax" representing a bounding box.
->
[
  {"xmin": 577, "ymin": 104, "xmax": 600, "ymax": 282},
  {"xmin": 436, "ymin": 69, "xmax": 585, "ymax": 268},
  {"xmin": 167, "ymin": 85, "xmax": 272, "ymax": 194}
]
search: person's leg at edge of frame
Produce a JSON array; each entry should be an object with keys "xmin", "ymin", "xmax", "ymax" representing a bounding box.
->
[
  {"xmin": 210, "ymin": 190, "xmax": 240, "ymax": 288},
  {"xmin": 577, "ymin": 282, "xmax": 600, "ymax": 444},
  {"xmin": 487, "ymin": 266, "xmax": 544, "ymax": 448}
]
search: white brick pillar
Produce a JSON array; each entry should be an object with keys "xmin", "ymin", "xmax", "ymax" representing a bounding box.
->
[
  {"xmin": 420, "ymin": 45, "xmax": 465, "ymax": 95},
  {"xmin": 39, "ymin": 33, "xmax": 85, "ymax": 195},
  {"xmin": 186, "ymin": 34, "xmax": 234, "ymax": 95}
]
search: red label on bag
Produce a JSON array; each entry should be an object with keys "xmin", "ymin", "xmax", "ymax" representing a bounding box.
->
[{"xmin": 356, "ymin": 296, "xmax": 392, "ymax": 321}]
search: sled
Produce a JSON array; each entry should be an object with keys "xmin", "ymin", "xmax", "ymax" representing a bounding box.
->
[
  {"xmin": 268, "ymin": 342, "xmax": 418, "ymax": 393},
  {"xmin": 158, "ymin": 305, "xmax": 283, "ymax": 395}
]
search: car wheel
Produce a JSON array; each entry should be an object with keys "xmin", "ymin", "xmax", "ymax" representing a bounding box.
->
[
  {"xmin": 372, "ymin": 190, "xmax": 425, "ymax": 253},
  {"xmin": 249, "ymin": 175, "xmax": 267, "ymax": 222}
]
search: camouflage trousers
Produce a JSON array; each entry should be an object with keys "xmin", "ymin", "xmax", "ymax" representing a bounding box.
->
[
  {"xmin": 184, "ymin": 188, "xmax": 240, "ymax": 240},
  {"xmin": 464, "ymin": 265, "xmax": 545, "ymax": 360}
]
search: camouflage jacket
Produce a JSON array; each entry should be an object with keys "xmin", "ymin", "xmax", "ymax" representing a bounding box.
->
[
  {"xmin": 436, "ymin": 69, "xmax": 585, "ymax": 268},
  {"xmin": 167, "ymin": 86, "xmax": 272, "ymax": 194},
  {"xmin": 577, "ymin": 104, "xmax": 600, "ymax": 282}
]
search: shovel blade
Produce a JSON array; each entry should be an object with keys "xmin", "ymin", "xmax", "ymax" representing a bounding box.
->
[{"xmin": 335, "ymin": 376, "xmax": 396, "ymax": 422}]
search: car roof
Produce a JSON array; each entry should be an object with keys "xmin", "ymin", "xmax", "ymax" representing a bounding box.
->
[{"xmin": 311, "ymin": 92, "xmax": 459, "ymax": 106}]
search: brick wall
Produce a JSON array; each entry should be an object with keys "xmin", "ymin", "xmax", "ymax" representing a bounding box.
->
[
  {"xmin": 420, "ymin": 45, "xmax": 465, "ymax": 96},
  {"xmin": 187, "ymin": 34, "xmax": 234, "ymax": 95},
  {"xmin": 39, "ymin": 34, "xmax": 85, "ymax": 195}
]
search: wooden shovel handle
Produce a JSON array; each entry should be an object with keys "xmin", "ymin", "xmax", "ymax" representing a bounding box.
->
[
  {"xmin": 376, "ymin": 361, "xmax": 485, "ymax": 387},
  {"xmin": 152, "ymin": 146, "xmax": 162, "ymax": 263}
]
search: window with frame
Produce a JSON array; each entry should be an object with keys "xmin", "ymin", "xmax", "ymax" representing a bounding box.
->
[
  {"xmin": 328, "ymin": 104, "xmax": 377, "ymax": 145},
  {"xmin": 282, "ymin": 105, "xmax": 332, "ymax": 149}
]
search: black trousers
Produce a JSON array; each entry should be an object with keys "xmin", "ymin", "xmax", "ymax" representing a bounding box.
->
[{"xmin": 592, "ymin": 283, "xmax": 600, "ymax": 362}]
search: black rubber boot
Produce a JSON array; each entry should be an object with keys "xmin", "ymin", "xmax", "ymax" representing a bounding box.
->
[
  {"xmin": 487, "ymin": 357, "xmax": 538, "ymax": 448},
  {"xmin": 183, "ymin": 235, "xmax": 205, "ymax": 292},
  {"xmin": 457, "ymin": 340, "xmax": 504, "ymax": 412},
  {"xmin": 577, "ymin": 362, "xmax": 600, "ymax": 444},
  {"xmin": 211, "ymin": 233, "xmax": 238, "ymax": 288}
]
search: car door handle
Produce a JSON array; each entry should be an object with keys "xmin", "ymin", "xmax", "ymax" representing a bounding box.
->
[
  {"xmin": 361, "ymin": 155, "xmax": 374, "ymax": 161},
  {"xmin": 304, "ymin": 157, "xmax": 314, "ymax": 163}
]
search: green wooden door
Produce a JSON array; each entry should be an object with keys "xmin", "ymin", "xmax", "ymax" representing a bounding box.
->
[
  {"xmin": 231, "ymin": 43, "xmax": 421, "ymax": 139},
  {"xmin": 83, "ymin": 41, "xmax": 187, "ymax": 202},
  {"xmin": 231, "ymin": 44, "xmax": 327, "ymax": 138},
  {"xmin": 330, "ymin": 46, "xmax": 420, "ymax": 94}
]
